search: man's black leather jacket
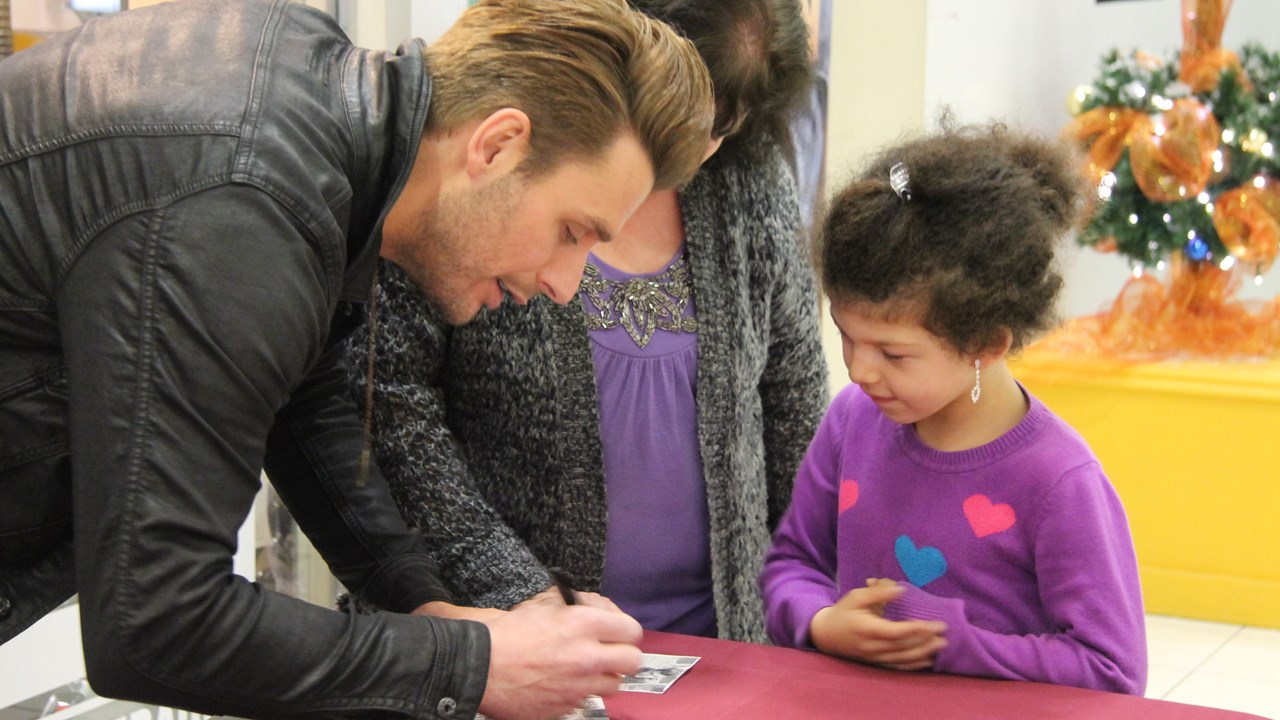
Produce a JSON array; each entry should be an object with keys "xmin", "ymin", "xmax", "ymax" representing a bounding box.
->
[{"xmin": 0, "ymin": 1, "xmax": 487, "ymax": 717}]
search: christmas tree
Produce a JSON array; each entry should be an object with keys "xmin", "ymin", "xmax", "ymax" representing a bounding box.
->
[{"xmin": 1061, "ymin": 0, "xmax": 1279, "ymax": 359}]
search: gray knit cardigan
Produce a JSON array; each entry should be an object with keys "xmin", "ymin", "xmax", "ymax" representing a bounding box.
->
[{"xmin": 347, "ymin": 145, "xmax": 829, "ymax": 643}]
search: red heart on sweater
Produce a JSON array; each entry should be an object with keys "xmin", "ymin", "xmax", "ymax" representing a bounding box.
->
[
  {"xmin": 838, "ymin": 480, "xmax": 860, "ymax": 514},
  {"xmin": 963, "ymin": 494, "xmax": 1016, "ymax": 537}
]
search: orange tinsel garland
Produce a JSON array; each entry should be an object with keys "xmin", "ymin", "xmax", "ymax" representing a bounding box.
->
[
  {"xmin": 1212, "ymin": 176, "xmax": 1280, "ymax": 275},
  {"xmin": 1067, "ymin": 99, "xmax": 1221, "ymax": 204},
  {"xmin": 1066, "ymin": 107, "xmax": 1146, "ymax": 184},
  {"xmin": 1128, "ymin": 99, "xmax": 1221, "ymax": 203},
  {"xmin": 1039, "ymin": 257, "xmax": 1280, "ymax": 360},
  {"xmin": 1179, "ymin": 0, "xmax": 1248, "ymax": 94}
]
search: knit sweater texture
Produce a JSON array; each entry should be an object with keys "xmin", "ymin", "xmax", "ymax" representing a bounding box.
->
[
  {"xmin": 761, "ymin": 384, "xmax": 1147, "ymax": 694},
  {"xmin": 346, "ymin": 145, "xmax": 829, "ymax": 643}
]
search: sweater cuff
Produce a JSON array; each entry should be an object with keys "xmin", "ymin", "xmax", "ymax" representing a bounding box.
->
[
  {"xmin": 882, "ymin": 583, "xmax": 962, "ymax": 627},
  {"xmin": 785, "ymin": 592, "xmax": 838, "ymax": 649},
  {"xmin": 443, "ymin": 531, "xmax": 553, "ymax": 610}
]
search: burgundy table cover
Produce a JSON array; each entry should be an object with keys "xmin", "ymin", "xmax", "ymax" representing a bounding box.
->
[{"xmin": 603, "ymin": 630, "xmax": 1266, "ymax": 720}]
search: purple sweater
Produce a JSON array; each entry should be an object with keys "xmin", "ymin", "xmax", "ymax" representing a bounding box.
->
[{"xmin": 761, "ymin": 385, "xmax": 1147, "ymax": 695}]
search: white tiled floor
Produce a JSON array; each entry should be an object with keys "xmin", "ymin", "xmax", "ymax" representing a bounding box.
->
[{"xmin": 1146, "ymin": 614, "xmax": 1280, "ymax": 719}]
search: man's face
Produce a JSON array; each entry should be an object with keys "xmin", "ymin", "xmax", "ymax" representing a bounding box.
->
[{"xmin": 389, "ymin": 132, "xmax": 654, "ymax": 325}]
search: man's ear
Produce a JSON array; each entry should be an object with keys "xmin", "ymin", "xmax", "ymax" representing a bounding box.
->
[{"xmin": 465, "ymin": 108, "xmax": 531, "ymax": 180}]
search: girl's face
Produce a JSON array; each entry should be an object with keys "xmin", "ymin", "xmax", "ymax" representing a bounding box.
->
[{"xmin": 829, "ymin": 300, "xmax": 979, "ymax": 433}]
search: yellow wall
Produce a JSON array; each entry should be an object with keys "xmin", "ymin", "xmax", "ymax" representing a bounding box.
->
[
  {"xmin": 825, "ymin": 2, "xmax": 926, "ymax": 194},
  {"xmin": 1013, "ymin": 351, "xmax": 1280, "ymax": 628},
  {"xmin": 821, "ymin": 2, "xmax": 927, "ymax": 393}
]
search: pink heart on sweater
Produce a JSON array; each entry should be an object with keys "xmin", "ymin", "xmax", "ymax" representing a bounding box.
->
[
  {"xmin": 838, "ymin": 480, "xmax": 860, "ymax": 514},
  {"xmin": 963, "ymin": 494, "xmax": 1016, "ymax": 537}
]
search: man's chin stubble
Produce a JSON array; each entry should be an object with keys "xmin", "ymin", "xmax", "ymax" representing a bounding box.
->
[{"xmin": 392, "ymin": 261, "xmax": 472, "ymax": 327}]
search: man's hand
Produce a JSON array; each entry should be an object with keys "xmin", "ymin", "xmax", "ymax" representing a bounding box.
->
[
  {"xmin": 477, "ymin": 603, "xmax": 643, "ymax": 720},
  {"xmin": 809, "ymin": 584, "xmax": 947, "ymax": 671}
]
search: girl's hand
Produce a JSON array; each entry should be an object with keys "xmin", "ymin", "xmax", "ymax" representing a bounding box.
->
[
  {"xmin": 809, "ymin": 584, "xmax": 948, "ymax": 671},
  {"xmin": 863, "ymin": 577, "xmax": 897, "ymax": 617}
]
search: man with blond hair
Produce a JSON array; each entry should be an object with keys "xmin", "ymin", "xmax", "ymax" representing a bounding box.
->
[{"xmin": 0, "ymin": 1, "xmax": 713, "ymax": 719}]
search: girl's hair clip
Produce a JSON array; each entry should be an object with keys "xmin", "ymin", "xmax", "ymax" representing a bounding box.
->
[{"xmin": 889, "ymin": 162, "xmax": 912, "ymax": 201}]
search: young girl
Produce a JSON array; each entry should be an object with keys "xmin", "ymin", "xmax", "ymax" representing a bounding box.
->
[{"xmin": 760, "ymin": 123, "xmax": 1147, "ymax": 695}]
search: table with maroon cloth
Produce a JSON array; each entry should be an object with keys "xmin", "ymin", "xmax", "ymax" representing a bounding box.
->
[{"xmin": 604, "ymin": 631, "xmax": 1266, "ymax": 720}]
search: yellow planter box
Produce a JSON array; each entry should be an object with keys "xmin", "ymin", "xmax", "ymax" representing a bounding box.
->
[{"xmin": 1011, "ymin": 349, "xmax": 1280, "ymax": 629}]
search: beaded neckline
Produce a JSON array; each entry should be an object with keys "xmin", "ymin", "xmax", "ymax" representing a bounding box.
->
[{"xmin": 580, "ymin": 253, "xmax": 697, "ymax": 349}]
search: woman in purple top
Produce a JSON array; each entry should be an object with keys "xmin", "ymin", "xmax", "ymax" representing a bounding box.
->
[
  {"xmin": 579, "ymin": 244, "xmax": 713, "ymax": 634},
  {"xmin": 344, "ymin": 0, "xmax": 826, "ymax": 644},
  {"xmin": 760, "ymin": 122, "xmax": 1148, "ymax": 694}
]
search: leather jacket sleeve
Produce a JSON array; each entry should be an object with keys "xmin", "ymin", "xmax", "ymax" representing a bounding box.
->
[
  {"xmin": 58, "ymin": 185, "xmax": 488, "ymax": 719},
  {"xmin": 264, "ymin": 312, "xmax": 456, "ymax": 614}
]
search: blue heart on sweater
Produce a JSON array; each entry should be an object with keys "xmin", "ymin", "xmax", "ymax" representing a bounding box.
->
[{"xmin": 895, "ymin": 535, "xmax": 947, "ymax": 587}]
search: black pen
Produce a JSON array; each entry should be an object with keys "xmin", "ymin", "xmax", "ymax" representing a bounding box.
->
[{"xmin": 548, "ymin": 567, "xmax": 577, "ymax": 606}]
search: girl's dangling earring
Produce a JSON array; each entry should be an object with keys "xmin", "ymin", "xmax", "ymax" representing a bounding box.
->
[{"xmin": 971, "ymin": 359, "xmax": 982, "ymax": 404}]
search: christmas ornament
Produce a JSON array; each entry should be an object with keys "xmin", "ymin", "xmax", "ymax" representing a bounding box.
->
[
  {"xmin": 1185, "ymin": 235, "xmax": 1211, "ymax": 261},
  {"xmin": 1066, "ymin": 84, "xmax": 1093, "ymax": 117}
]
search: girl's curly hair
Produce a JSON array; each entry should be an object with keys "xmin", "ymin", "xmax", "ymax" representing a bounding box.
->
[{"xmin": 818, "ymin": 119, "xmax": 1092, "ymax": 354}]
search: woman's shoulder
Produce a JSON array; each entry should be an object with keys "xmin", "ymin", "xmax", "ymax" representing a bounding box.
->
[
  {"xmin": 707, "ymin": 139, "xmax": 793, "ymax": 188},
  {"xmin": 689, "ymin": 146, "xmax": 801, "ymax": 247}
]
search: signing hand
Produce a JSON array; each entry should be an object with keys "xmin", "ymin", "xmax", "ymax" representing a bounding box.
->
[
  {"xmin": 809, "ymin": 583, "xmax": 947, "ymax": 671},
  {"xmin": 477, "ymin": 602, "xmax": 643, "ymax": 720}
]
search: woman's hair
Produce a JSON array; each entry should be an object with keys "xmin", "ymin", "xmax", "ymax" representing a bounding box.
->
[
  {"xmin": 818, "ymin": 120, "xmax": 1091, "ymax": 354},
  {"xmin": 630, "ymin": 0, "xmax": 812, "ymax": 159},
  {"xmin": 425, "ymin": 0, "xmax": 714, "ymax": 191}
]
